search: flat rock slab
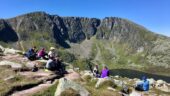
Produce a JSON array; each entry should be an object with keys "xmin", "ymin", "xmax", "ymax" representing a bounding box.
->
[
  {"xmin": 0, "ymin": 60, "xmax": 22, "ymax": 68},
  {"xmin": 19, "ymin": 71, "xmax": 53, "ymax": 76},
  {"xmin": 2, "ymin": 54, "xmax": 27, "ymax": 64},
  {"xmin": 19, "ymin": 70, "xmax": 56, "ymax": 80}
]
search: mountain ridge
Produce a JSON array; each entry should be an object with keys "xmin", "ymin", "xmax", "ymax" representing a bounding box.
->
[
  {"xmin": 0, "ymin": 11, "xmax": 170, "ymax": 73},
  {"xmin": 1, "ymin": 12, "xmax": 161, "ymax": 47}
]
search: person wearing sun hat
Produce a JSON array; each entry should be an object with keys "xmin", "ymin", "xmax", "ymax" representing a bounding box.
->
[{"xmin": 48, "ymin": 47, "xmax": 56, "ymax": 59}]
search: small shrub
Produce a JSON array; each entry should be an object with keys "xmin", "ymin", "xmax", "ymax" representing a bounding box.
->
[
  {"xmin": 58, "ymin": 50, "xmax": 76, "ymax": 63},
  {"xmin": 72, "ymin": 59, "xmax": 93, "ymax": 71},
  {"xmin": 83, "ymin": 75, "xmax": 92, "ymax": 82},
  {"xmin": 98, "ymin": 80, "xmax": 117, "ymax": 89}
]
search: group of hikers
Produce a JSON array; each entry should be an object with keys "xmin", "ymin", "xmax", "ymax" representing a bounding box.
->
[
  {"xmin": 92, "ymin": 64, "xmax": 110, "ymax": 78},
  {"xmin": 24, "ymin": 46, "xmax": 56, "ymax": 61},
  {"xmin": 92, "ymin": 64, "xmax": 149, "ymax": 95},
  {"xmin": 24, "ymin": 46, "xmax": 66, "ymax": 75},
  {"xmin": 25, "ymin": 46, "xmax": 150, "ymax": 95}
]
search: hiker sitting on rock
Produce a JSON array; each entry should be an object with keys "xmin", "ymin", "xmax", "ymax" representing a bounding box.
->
[
  {"xmin": 45, "ymin": 57, "xmax": 65, "ymax": 75},
  {"xmin": 37, "ymin": 48, "xmax": 48, "ymax": 60},
  {"xmin": 100, "ymin": 65, "xmax": 109, "ymax": 78},
  {"xmin": 56, "ymin": 57, "xmax": 66, "ymax": 74},
  {"xmin": 93, "ymin": 64, "xmax": 100, "ymax": 77},
  {"xmin": 135, "ymin": 76, "xmax": 149, "ymax": 91},
  {"xmin": 25, "ymin": 46, "xmax": 38, "ymax": 61},
  {"xmin": 46, "ymin": 57, "xmax": 57, "ymax": 71},
  {"xmin": 48, "ymin": 47, "xmax": 57, "ymax": 59}
]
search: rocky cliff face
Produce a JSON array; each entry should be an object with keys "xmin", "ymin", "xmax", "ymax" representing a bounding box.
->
[
  {"xmin": 97, "ymin": 17, "xmax": 158, "ymax": 50},
  {"xmin": 0, "ymin": 19, "xmax": 18, "ymax": 42},
  {"xmin": 0, "ymin": 11, "xmax": 170, "ymax": 69},
  {"xmin": 3, "ymin": 12, "xmax": 101, "ymax": 47}
]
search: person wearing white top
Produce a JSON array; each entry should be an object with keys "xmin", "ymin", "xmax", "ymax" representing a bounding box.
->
[{"xmin": 48, "ymin": 47, "xmax": 56, "ymax": 58}]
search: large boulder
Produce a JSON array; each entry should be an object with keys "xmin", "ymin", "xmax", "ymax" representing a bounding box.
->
[
  {"xmin": 0, "ymin": 60, "xmax": 22, "ymax": 68},
  {"xmin": 55, "ymin": 78, "xmax": 90, "ymax": 96}
]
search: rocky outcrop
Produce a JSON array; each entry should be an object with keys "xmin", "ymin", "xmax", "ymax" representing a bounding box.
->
[
  {"xmin": 55, "ymin": 78, "xmax": 90, "ymax": 96},
  {"xmin": 62, "ymin": 17, "xmax": 100, "ymax": 42}
]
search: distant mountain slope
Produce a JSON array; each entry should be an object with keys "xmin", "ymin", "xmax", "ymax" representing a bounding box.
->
[
  {"xmin": 0, "ymin": 11, "xmax": 170, "ymax": 72},
  {"xmin": 0, "ymin": 12, "xmax": 157, "ymax": 48}
]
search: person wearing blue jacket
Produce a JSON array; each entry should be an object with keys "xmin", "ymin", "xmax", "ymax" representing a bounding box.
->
[
  {"xmin": 135, "ymin": 76, "xmax": 149, "ymax": 91},
  {"xmin": 25, "ymin": 46, "xmax": 37, "ymax": 60}
]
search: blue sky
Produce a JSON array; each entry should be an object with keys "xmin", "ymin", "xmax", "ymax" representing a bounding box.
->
[{"xmin": 0, "ymin": 0, "xmax": 170, "ymax": 36}]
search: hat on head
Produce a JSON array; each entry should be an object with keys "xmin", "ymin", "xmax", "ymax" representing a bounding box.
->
[{"xmin": 50, "ymin": 47, "xmax": 55, "ymax": 50}]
